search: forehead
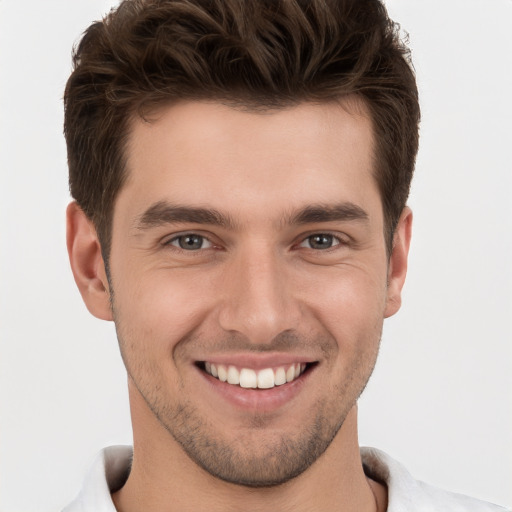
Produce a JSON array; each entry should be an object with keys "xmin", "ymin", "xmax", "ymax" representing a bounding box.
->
[{"xmin": 120, "ymin": 100, "xmax": 379, "ymax": 225}]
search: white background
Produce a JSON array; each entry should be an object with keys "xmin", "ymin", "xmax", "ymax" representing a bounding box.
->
[{"xmin": 0, "ymin": 1, "xmax": 511, "ymax": 510}]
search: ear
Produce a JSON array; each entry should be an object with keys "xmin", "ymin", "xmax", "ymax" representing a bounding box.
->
[
  {"xmin": 384, "ymin": 207, "xmax": 413, "ymax": 318},
  {"xmin": 66, "ymin": 202, "xmax": 113, "ymax": 321}
]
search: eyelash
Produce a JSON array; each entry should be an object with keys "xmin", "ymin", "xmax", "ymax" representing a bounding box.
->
[
  {"xmin": 297, "ymin": 233, "xmax": 345, "ymax": 251},
  {"xmin": 163, "ymin": 232, "xmax": 348, "ymax": 253},
  {"xmin": 164, "ymin": 233, "xmax": 215, "ymax": 251}
]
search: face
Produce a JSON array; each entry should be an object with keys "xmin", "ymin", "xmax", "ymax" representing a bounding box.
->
[{"xmin": 100, "ymin": 101, "xmax": 406, "ymax": 486}]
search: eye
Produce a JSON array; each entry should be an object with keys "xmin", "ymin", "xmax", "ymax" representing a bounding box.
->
[
  {"xmin": 168, "ymin": 234, "xmax": 213, "ymax": 251},
  {"xmin": 299, "ymin": 234, "xmax": 341, "ymax": 250}
]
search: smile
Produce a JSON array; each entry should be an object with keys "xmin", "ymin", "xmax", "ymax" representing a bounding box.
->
[{"xmin": 203, "ymin": 362, "xmax": 308, "ymax": 389}]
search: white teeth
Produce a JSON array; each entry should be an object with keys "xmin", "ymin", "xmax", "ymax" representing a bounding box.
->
[
  {"xmin": 257, "ymin": 368, "xmax": 275, "ymax": 389},
  {"xmin": 274, "ymin": 367, "xmax": 286, "ymax": 386},
  {"xmin": 240, "ymin": 368, "xmax": 257, "ymax": 388},
  {"xmin": 217, "ymin": 365, "xmax": 227, "ymax": 382},
  {"xmin": 227, "ymin": 365, "xmax": 240, "ymax": 385},
  {"xmin": 204, "ymin": 362, "xmax": 308, "ymax": 389}
]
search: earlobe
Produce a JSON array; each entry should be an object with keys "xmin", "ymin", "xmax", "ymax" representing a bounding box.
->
[
  {"xmin": 66, "ymin": 202, "xmax": 113, "ymax": 321},
  {"xmin": 384, "ymin": 207, "xmax": 413, "ymax": 318}
]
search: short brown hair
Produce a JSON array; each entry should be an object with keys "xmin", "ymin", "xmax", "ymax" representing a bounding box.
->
[{"xmin": 64, "ymin": 0, "xmax": 420, "ymax": 256}]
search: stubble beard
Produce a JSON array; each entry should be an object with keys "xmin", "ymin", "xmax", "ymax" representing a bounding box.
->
[
  {"xmin": 112, "ymin": 296, "xmax": 381, "ymax": 488},
  {"xmin": 142, "ymin": 386, "xmax": 350, "ymax": 487},
  {"xmin": 120, "ymin": 344, "xmax": 379, "ymax": 488}
]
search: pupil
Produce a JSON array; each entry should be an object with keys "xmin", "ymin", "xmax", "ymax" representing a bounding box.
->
[
  {"xmin": 180, "ymin": 235, "xmax": 202, "ymax": 250},
  {"xmin": 310, "ymin": 234, "xmax": 332, "ymax": 249}
]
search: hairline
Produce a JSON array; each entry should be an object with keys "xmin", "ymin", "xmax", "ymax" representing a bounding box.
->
[{"xmin": 97, "ymin": 95, "xmax": 395, "ymax": 266}]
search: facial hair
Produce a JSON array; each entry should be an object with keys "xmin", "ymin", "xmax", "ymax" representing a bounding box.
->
[{"xmin": 116, "ymin": 325, "xmax": 380, "ymax": 488}]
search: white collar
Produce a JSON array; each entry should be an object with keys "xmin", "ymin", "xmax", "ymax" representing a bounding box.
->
[{"xmin": 63, "ymin": 445, "xmax": 508, "ymax": 511}]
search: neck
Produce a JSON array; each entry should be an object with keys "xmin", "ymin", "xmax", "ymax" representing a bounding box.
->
[{"xmin": 113, "ymin": 388, "xmax": 384, "ymax": 512}]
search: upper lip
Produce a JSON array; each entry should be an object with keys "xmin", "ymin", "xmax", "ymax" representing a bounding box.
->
[{"xmin": 195, "ymin": 352, "xmax": 317, "ymax": 370}]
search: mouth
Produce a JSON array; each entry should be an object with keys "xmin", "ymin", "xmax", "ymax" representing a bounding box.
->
[{"xmin": 198, "ymin": 361, "xmax": 315, "ymax": 390}]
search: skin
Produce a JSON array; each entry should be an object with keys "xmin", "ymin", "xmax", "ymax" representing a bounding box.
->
[{"xmin": 67, "ymin": 100, "xmax": 411, "ymax": 512}]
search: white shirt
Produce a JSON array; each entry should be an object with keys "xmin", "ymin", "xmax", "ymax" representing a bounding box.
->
[{"xmin": 63, "ymin": 446, "xmax": 510, "ymax": 511}]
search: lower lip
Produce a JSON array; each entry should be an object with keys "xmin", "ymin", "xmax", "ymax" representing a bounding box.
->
[{"xmin": 198, "ymin": 366, "xmax": 314, "ymax": 413}]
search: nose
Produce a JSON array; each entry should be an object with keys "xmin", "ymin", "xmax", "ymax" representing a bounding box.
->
[{"xmin": 217, "ymin": 244, "xmax": 302, "ymax": 345}]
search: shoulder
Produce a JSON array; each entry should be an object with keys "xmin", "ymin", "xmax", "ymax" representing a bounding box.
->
[
  {"xmin": 62, "ymin": 446, "xmax": 132, "ymax": 512},
  {"xmin": 361, "ymin": 447, "xmax": 510, "ymax": 512}
]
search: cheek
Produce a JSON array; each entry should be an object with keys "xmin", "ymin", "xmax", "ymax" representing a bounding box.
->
[
  {"xmin": 112, "ymin": 269, "xmax": 216, "ymax": 353},
  {"xmin": 302, "ymin": 265, "xmax": 388, "ymax": 345},
  {"xmin": 111, "ymin": 252, "xmax": 388, "ymax": 361}
]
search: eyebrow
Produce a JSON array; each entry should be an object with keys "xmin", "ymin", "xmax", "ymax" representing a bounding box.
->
[
  {"xmin": 135, "ymin": 201, "xmax": 237, "ymax": 230},
  {"xmin": 289, "ymin": 203, "xmax": 369, "ymax": 225},
  {"xmin": 134, "ymin": 200, "xmax": 369, "ymax": 231}
]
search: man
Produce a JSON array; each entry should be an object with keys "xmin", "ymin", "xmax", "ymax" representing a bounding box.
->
[{"xmin": 62, "ymin": 0, "xmax": 508, "ymax": 511}]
